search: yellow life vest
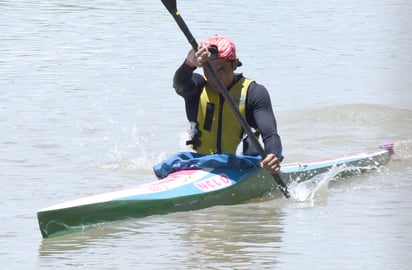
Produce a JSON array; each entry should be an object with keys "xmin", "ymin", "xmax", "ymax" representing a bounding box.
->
[{"xmin": 194, "ymin": 77, "xmax": 254, "ymax": 154}]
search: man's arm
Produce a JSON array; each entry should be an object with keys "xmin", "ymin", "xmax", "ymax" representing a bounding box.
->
[
  {"xmin": 173, "ymin": 62, "xmax": 197, "ymax": 97},
  {"xmin": 246, "ymin": 82, "xmax": 283, "ymax": 160},
  {"xmin": 172, "ymin": 62, "xmax": 205, "ymax": 122}
]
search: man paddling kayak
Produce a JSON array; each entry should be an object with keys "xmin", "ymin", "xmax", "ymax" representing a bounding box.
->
[{"xmin": 173, "ymin": 35, "xmax": 283, "ymax": 174}]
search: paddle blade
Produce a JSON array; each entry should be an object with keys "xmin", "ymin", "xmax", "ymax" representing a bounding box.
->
[
  {"xmin": 161, "ymin": 0, "xmax": 177, "ymax": 14},
  {"xmin": 274, "ymin": 174, "xmax": 290, "ymax": 198}
]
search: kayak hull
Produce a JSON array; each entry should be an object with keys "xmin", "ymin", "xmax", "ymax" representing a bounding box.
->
[
  {"xmin": 37, "ymin": 147, "xmax": 391, "ymax": 238},
  {"xmin": 38, "ymin": 167, "xmax": 276, "ymax": 238}
]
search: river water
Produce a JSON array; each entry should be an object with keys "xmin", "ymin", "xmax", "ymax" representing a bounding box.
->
[{"xmin": 1, "ymin": 0, "xmax": 411, "ymax": 269}]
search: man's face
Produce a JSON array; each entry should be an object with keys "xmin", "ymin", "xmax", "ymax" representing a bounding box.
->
[{"xmin": 204, "ymin": 59, "xmax": 235, "ymax": 90}]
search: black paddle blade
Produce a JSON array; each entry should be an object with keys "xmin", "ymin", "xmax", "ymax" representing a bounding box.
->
[
  {"xmin": 161, "ymin": 0, "xmax": 177, "ymax": 14},
  {"xmin": 274, "ymin": 174, "xmax": 290, "ymax": 198},
  {"xmin": 160, "ymin": 0, "xmax": 199, "ymax": 50}
]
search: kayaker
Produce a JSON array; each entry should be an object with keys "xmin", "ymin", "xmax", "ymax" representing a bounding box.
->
[{"xmin": 172, "ymin": 35, "xmax": 283, "ymax": 174}]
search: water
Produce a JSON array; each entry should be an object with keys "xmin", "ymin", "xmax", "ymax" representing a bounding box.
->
[{"xmin": 1, "ymin": 0, "xmax": 411, "ymax": 269}]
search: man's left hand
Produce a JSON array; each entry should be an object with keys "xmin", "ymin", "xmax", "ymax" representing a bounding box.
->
[{"xmin": 260, "ymin": 153, "xmax": 280, "ymax": 174}]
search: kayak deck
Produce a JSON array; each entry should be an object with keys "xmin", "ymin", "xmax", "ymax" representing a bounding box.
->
[{"xmin": 280, "ymin": 148, "xmax": 391, "ymax": 182}]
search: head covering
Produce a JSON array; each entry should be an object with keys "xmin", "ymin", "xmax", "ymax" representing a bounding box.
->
[{"xmin": 202, "ymin": 35, "xmax": 242, "ymax": 67}]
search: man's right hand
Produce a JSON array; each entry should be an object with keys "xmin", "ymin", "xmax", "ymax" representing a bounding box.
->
[{"xmin": 185, "ymin": 44, "xmax": 211, "ymax": 68}]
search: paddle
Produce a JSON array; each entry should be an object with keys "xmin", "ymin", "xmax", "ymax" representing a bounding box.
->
[{"xmin": 161, "ymin": 0, "xmax": 290, "ymax": 199}]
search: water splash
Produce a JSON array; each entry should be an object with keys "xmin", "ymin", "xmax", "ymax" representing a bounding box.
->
[
  {"xmin": 288, "ymin": 165, "xmax": 344, "ymax": 203},
  {"xmin": 94, "ymin": 147, "xmax": 168, "ymax": 173}
]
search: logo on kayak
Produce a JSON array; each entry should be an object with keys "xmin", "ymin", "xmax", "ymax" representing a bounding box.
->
[{"xmin": 194, "ymin": 174, "xmax": 231, "ymax": 192}]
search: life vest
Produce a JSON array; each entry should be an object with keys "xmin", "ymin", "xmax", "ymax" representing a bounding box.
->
[{"xmin": 190, "ymin": 77, "xmax": 254, "ymax": 154}]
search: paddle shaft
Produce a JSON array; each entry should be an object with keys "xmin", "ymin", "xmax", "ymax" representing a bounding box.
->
[{"xmin": 161, "ymin": 0, "xmax": 290, "ymax": 198}]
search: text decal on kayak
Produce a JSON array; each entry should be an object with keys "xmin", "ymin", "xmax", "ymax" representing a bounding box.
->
[{"xmin": 194, "ymin": 174, "xmax": 231, "ymax": 192}]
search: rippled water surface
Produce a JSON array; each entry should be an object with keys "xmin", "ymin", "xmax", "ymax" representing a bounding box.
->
[{"xmin": 1, "ymin": 0, "xmax": 411, "ymax": 269}]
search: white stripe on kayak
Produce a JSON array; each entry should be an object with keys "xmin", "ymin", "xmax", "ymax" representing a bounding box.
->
[{"xmin": 39, "ymin": 169, "xmax": 212, "ymax": 211}]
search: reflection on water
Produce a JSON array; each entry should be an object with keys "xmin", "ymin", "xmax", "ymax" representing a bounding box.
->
[
  {"xmin": 178, "ymin": 206, "xmax": 284, "ymax": 268},
  {"xmin": 39, "ymin": 204, "xmax": 285, "ymax": 268}
]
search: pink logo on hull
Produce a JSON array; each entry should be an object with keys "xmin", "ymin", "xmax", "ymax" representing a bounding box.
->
[{"xmin": 194, "ymin": 174, "xmax": 232, "ymax": 192}]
